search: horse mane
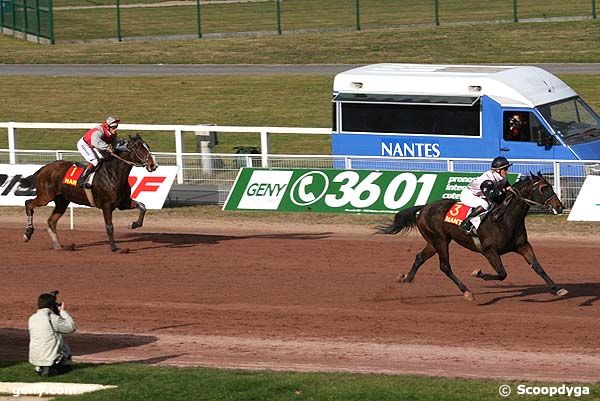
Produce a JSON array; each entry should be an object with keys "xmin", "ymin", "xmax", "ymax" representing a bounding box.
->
[
  {"xmin": 512, "ymin": 174, "xmax": 535, "ymax": 190},
  {"xmin": 488, "ymin": 173, "xmax": 543, "ymax": 222}
]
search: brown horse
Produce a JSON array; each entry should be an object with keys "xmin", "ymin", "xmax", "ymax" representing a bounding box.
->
[
  {"xmin": 20, "ymin": 134, "xmax": 157, "ymax": 253},
  {"xmin": 377, "ymin": 172, "xmax": 568, "ymax": 301}
]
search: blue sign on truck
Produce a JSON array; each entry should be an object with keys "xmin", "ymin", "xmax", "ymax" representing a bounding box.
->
[{"xmin": 331, "ymin": 64, "xmax": 600, "ymax": 161}]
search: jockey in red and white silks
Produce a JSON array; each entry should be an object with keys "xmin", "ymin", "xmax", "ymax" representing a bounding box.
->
[{"xmin": 76, "ymin": 116, "xmax": 120, "ymax": 188}]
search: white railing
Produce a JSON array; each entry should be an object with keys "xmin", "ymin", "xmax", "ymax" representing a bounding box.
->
[
  {"xmin": 2, "ymin": 122, "xmax": 600, "ymax": 208},
  {"xmin": 2, "ymin": 148, "xmax": 600, "ymax": 208},
  {"xmin": 0, "ymin": 121, "xmax": 332, "ymax": 183}
]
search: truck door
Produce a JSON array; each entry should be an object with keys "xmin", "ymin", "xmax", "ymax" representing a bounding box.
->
[{"xmin": 500, "ymin": 110, "xmax": 555, "ymax": 159}]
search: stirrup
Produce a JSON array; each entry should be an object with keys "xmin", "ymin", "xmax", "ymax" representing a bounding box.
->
[{"xmin": 460, "ymin": 220, "xmax": 475, "ymax": 235}]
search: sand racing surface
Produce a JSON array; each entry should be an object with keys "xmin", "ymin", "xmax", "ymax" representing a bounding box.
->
[{"xmin": 1, "ymin": 212, "xmax": 599, "ymax": 383}]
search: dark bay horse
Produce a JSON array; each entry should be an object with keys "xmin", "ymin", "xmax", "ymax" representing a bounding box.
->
[
  {"xmin": 377, "ymin": 172, "xmax": 568, "ymax": 301},
  {"xmin": 20, "ymin": 134, "xmax": 157, "ymax": 253}
]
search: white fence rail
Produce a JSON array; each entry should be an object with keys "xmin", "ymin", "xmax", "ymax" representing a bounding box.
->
[{"xmin": 1, "ymin": 122, "xmax": 600, "ymax": 208}]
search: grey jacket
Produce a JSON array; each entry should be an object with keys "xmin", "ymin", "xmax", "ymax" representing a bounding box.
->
[{"xmin": 28, "ymin": 308, "xmax": 77, "ymax": 367}]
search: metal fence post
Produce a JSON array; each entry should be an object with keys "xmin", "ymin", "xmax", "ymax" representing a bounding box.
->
[
  {"xmin": 116, "ymin": 0, "xmax": 122, "ymax": 42},
  {"xmin": 434, "ymin": 0, "xmax": 440, "ymax": 26},
  {"xmin": 8, "ymin": 123, "xmax": 16, "ymax": 164},
  {"xmin": 553, "ymin": 161, "xmax": 562, "ymax": 200},
  {"xmin": 175, "ymin": 128, "xmax": 184, "ymax": 184},
  {"xmin": 275, "ymin": 0, "xmax": 281, "ymax": 34},
  {"xmin": 12, "ymin": 0, "xmax": 16, "ymax": 35},
  {"xmin": 196, "ymin": 0, "xmax": 202, "ymax": 38},
  {"xmin": 355, "ymin": 0, "xmax": 361, "ymax": 31},
  {"xmin": 48, "ymin": 0, "xmax": 55, "ymax": 44},
  {"xmin": 35, "ymin": 0, "xmax": 40, "ymax": 42},
  {"xmin": 593, "ymin": 0, "xmax": 597, "ymax": 19},
  {"xmin": 23, "ymin": 0, "xmax": 28, "ymax": 35},
  {"xmin": 513, "ymin": 0, "xmax": 518, "ymax": 22},
  {"xmin": 260, "ymin": 131, "xmax": 270, "ymax": 167}
]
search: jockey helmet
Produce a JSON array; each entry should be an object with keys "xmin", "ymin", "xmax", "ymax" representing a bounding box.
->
[
  {"xmin": 491, "ymin": 156, "xmax": 512, "ymax": 170},
  {"xmin": 105, "ymin": 116, "xmax": 120, "ymax": 128}
]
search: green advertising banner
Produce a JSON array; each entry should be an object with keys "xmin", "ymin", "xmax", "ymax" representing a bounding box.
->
[{"xmin": 224, "ymin": 168, "xmax": 518, "ymax": 214}]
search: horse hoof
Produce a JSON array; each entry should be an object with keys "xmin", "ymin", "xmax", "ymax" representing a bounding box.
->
[
  {"xmin": 23, "ymin": 228, "xmax": 34, "ymax": 242},
  {"xmin": 62, "ymin": 243, "xmax": 76, "ymax": 251},
  {"xmin": 471, "ymin": 269, "xmax": 482, "ymax": 278},
  {"xmin": 463, "ymin": 291, "xmax": 474, "ymax": 301},
  {"xmin": 117, "ymin": 248, "xmax": 130, "ymax": 254},
  {"xmin": 397, "ymin": 274, "xmax": 409, "ymax": 283},
  {"xmin": 129, "ymin": 222, "xmax": 137, "ymax": 229},
  {"xmin": 556, "ymin": 288, "xmax": 568, "ymax": 297}
]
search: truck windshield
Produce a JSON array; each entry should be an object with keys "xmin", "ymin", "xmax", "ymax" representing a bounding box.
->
[{"xmin": 538, "ymin": 97, "xmax": 600, "ymax": 144}]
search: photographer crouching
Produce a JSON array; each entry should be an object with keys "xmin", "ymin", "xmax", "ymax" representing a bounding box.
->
[{"xmin": 28, "ymin": 291, "xmax": 77, "ymax": 377}]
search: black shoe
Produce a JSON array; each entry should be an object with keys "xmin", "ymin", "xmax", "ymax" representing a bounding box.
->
[
  {"xmin": 77, "ymin": 175, "xmax": 89, "ymax": 188},
  {"xmin": 460, "ymin": 220, "xmax": 474, "ymax": 234},
  {"xmin": 36, "ymin": 366, "xmax": 51, "ymax": 377}
]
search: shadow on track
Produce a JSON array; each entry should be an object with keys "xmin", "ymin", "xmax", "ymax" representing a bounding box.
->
[
  {"xmin": 0, "ymin": 328, "xmax": 157, "ymax": 361},
  {"xmin": 364, "ymin": 283, "xmax": 600, "ymax": 307},
  {"xmin": 477, "ymin": 282, "xmax": 600, "ymax": 306},
  {"xmin": 73, "ymin": 231, "xmax": 334, "ymax": 252}
]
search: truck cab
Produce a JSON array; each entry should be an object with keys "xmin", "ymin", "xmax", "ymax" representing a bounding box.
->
[{"xmin": 331, "ymin": 64, "xmax": 600, "ymax": 161}]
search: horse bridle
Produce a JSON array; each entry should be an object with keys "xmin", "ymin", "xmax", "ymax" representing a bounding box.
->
[
  {"xmin": 507, "ymin": 180, "xmax": 560, "ymax": 208},
  {"xmin": 112, "ymin": 141, "xmax": 153, "ymax": 168}
]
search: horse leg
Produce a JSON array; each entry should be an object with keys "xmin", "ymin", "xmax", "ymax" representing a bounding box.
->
[
  {"xmin": 46, "ymin": 197, "xmax": 71, "ymax": 250},
  {"xmin": 128, "ymin": 200, "xmax": 146, "ymax": 229},
  {"xmin": 398, "ymin": 243, "xmax": 437, "ymax": 283},
  {"xmin": 24, "ymin": 199, "xmax": 36, "ymax": 242},
  {"xmin": 472, "ymin": 250, "xmax": 507, "ymax": 281},
  {"xmin": 24, "ymin": 196, "xmax": 51, "ymax": 242},
  {"xmin": 102, "ymin": 207, "xmax": 120, "ymax": 252},
  {"xmin": 436, "ymin": 240, "xmax": 473, "ymax": 301},
  {"xmin": 515, "ymin": 242, "xmax": 567, "ymax": 297}
]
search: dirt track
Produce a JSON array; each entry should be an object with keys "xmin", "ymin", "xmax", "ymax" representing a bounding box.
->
[{"xmin": 1, "ymin": 213, "xmax": 599, "ymax": 383}]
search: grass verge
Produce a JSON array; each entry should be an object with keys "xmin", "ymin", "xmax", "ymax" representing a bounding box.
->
[
  {"xmin": 1, "ymin": 362, "xmax": 598, "ymax": 401},
  {"xmin": 1, "ymin": 20, "xmax": 600, "ymax": 64},
  {"xmin": 1, "ymin": 74, "xmax": 599, "ymax": 154}
]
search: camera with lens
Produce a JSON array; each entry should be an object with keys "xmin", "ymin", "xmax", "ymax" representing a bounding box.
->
[{"xmin": 48, "ymin": 290, "xmax": 62, "ymax": 313}]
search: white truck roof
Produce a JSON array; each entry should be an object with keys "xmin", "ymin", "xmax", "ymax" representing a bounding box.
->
[{"xmin": 333, "ymin": 63, "xmax": 577, "ymax": 107}]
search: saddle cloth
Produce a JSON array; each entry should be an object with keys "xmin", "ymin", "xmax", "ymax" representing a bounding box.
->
[
  {"xmin": 62, "ymin": 165, "xmax": 84, "ymax": 186},
  {"xmin": 443, "ymin": 202, "xmax": 472, "ymax": 226},
  {"xmin": 62, "ymin": 164, "xmax": 96, "ymax": 206}
]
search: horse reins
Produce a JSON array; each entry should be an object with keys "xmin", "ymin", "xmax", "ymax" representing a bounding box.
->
[
  {"xmin": 507, "ymin": 182, "xmax": 559, "ymax": 208},
  {"xmin": 111, "ymin": 143, "xmax": 151, "ymax": 168}
]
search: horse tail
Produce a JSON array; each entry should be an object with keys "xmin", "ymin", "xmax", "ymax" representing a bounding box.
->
[
  {"xmin": 19, "ymin": 167, "xmax": 43, "ymax": 188},
  {"xmin": 376, "ymin": 205, "xmax": 424, "ymax": 235}
]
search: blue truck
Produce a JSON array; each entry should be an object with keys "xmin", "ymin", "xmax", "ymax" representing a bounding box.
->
[{"xmin": 331, "ymin": 64, "xmax": 600, "ymax": 162}]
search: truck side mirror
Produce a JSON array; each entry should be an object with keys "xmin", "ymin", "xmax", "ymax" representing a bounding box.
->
[{"xmin": 537, "ymin": 131, "xmax": 555, "ymax": 147}]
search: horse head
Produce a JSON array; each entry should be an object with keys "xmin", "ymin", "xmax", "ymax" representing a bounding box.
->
[
  {"xmin": 127, "ymin": 134, "xmax": 157, "ymax": 172},
  {"xmin": 513, "ymin": 172, "xmax": 564, "ymax": 215}
]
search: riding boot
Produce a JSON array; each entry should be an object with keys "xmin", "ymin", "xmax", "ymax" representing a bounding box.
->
[
  {"xmin": 460, "ymin": 206, "xmax": 486, "ymax": 234},
  {"xmin": 77, "ymin": 164, "xmax": 95, "ymax": 188}
]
